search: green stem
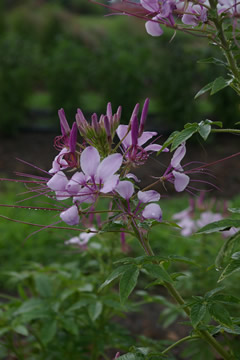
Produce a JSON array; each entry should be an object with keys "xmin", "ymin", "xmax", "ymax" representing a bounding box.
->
[
  {"xmin": 209, "ymin": 0, "xmax": 240, "ymax": 95},
  {"xmin": 138, "ymin": 237, "xmax": 234, "ymax": 360},
  {"xmin": 211, "ymin": 128, "xmax": 240, "ymax": 134},
  {"xmin": 161, "ymin": 335, "xmax": 199, "ymax": 355}
]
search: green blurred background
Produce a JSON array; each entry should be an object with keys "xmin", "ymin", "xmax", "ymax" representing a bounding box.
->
[{"xmin": 0, "ymin": 0, "xmax": 240, "ymax": 137}]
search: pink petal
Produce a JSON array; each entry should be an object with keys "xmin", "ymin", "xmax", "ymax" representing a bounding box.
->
[
  {"xmin": 60, "ymin": 205, "xmax": 79, "ymax": 225},
  {"xmin": 115, "ymin": 181, "xmax": 134, "ymax": 200},
  {"xmin": 138, "ymin": 190, "xmax": 160, "ymax": 203},
  {"xmin": 144, "ymin": 144, "xmax": 167, "ymax": 152},
  {"xmin": 67, "ymin": 172, "xmax": 86, "ymax": 194},
  {"xmin": 126, "ymin": 173, "xmax": 141, "ymax": 183},
  {"xmin": 142, "ymin": 203, "xmax": 162, "ymax": 221},
  {"xmin": 96, "ymin": 153, "xmax": 123, "ymax": 182},
  {"xmin": 138, "ymin": 131, "xmax": 157, "ymax": 146},
  {"xmin": 140, "ymin": 0, "xmax": 160, "ymax": 12},
  {"xmin": 55, "ymin": 190, "xmax": 70, "ymax": 201},
  {"xmin": 101, "ymin": 175, "xmax": 119, "ymax": 193},
  {"xmin": 73, "ymin": 186, "xmax": 95, "ymax": 204},
  {"xmin": 49, "ymin": 148, "xmax": 69, "ymax": 174},
  {"xmin": 80, "ymin": 147, "xmax": 100, "ymax": 177},
  {"xmin": 116, "ymin": 125, "xmax": 131, "ymax": 148},
  {"xmin": 172, "ymin": 171, "xmax": 190, "ymax": 192},
  {"xmin": 47, "ymin": 171, "xmax": 68, "ymax": 191},
  {"xmin": 171, "ymin": 143, "xmax": 186, "ymax": 169},
  {"xmin": 145, "ymin": 19, "xmax": 163, "ymax": 37}
]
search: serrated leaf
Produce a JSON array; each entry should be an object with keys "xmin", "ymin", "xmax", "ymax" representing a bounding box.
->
[
  {"xmin": 34, "ymin": 274, "xmax": 52, "ymax": 298},
  {"xmin": 40, "ymin": 320, "xmax": 57, "ymax": 345},
  {"xmin": 98, "ymin": 265, "xmax": 132, "ymax": 292},
  {"xmin": 212, "ymin": 294, "xmax": 240, "ymax": 305},
  {"xmin": 205, "ymin": 286, "xmax": 225, "ymax": 299},
  {"xmin": 171, "ymin": 125, "xmax": 198, "ymax": 151},
  {"xmin": 208, "ymin": 303, "xmax": 232, "ymax": 327},
  {"xmin": 119, "ymin": 266, "xmax": 139, "ymax": 304},
  {"xmin": 13, "ymin": 324, "xmax": 29, "ymax": 336},
  {"xmin": 143, "ymin": 264, "xmax": 173, "ymax": 283},
  {"xmin": 191, "ymin": 303, "xmax": 207, "ymax": 328},
  {"xmin": 218, "ymin": 258, "xmax": 240, "ymax": 282},
  {"xmin": 195, "ymin": 81, "xmax": 213, "ymax": 99},
  {"xmin": 197, "ymin": 219, "xmax": 240, "ymax": 234},
  {"xmin": 88, "ymin": 301, "xmax": 103, "ymax": 322},
  {"xmin": 210, "ymin": 76, "xmax": 232, "ymax": 95}
]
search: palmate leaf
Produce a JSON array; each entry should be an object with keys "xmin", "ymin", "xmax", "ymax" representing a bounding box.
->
[{"xmin": 119, "ymin": 266, "xmax": 140, "ymax": 304}]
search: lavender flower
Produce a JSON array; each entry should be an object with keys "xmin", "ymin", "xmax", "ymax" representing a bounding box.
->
[{"xmin": 116, "ymin": 99, "xmax": 168, "ymax": 166}]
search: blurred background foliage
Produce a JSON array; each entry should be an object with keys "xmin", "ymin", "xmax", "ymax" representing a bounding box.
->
[{"xmin": 1, "ymin": 0, "xmax": 240, "ymax": 135}]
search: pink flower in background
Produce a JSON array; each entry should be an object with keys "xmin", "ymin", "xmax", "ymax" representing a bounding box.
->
[{"xmin": 65, "ymin": 227, "xmax": 97, "ymax": 247}]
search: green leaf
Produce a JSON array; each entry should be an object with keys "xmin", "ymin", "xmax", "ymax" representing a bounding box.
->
[
  {"xmin": 228, "ymin": 207, "xmax": 240, "ymax": 214},
  {"xmin": 208, "ymin": 303, "xmax": 232, "ymax": 327},
  {"xmin": 143, "ymin": 264, "xmax": 173, "ymax": 283},
  {"xmin": 191, "ymin": 303, "xmax": 207, "ymax": 328},
  {"xmin": 210, "ymin": 76, "xmax": 232, "ymax": 95},
  {"xmin": 98, "ymin": 265, "xmax": 132, "ymax": 292},
  {"xmin": 119, "ymin": 266, "xmax": 140, "ymax": 304},
  {"xmin": 61, "ymin": 317, "xmax": 79, "ymax": 335},
  {"xmin": 157, "ymin": 131, "xmax": 179, "ymax": 154},
  {"xmin": 198, "ymin": 123, "xmax": 211, "ymax": 140},
  {"xmin": 13, "ymin": 324, "xmax": 29, "ymax": 336},
  {"xmin": 197, "ymin": 219, "xmax": 240, "ymax": 234},
  {"xmin": 171, "ymin": 125, "xmax": 199, "ymax": 151},
  {"xmin": 215, "ymin": 231, "xmax": 240, "ymax": 270},
  {"xmin": 88, "ymin": 301, "xmax": 103, "ymax": 322},
  {"xmin": 66, "ymin": 299, "xmax": 89, "ymax": 313},
  {"xmin": 218, "ymin": 258, "xmax": 240, "ymax": 282},
  {"xmin": 168, "ymin": 255, "xmax": 196, "ymax": 265},
  {"xmin": 205, "ymin": 287, "xmax": 225, "ymax": 299},
  {"xmin": 118, "ymin": 354, "xmax": 139, "ymax": 360},
  {"xmin": 34, "ymin": 274, "xmax": 52, "ymax": 298},
  {"xmin": 102, "ymin": 221, "xmax": 125, "ymax": 232},
  {"xmin": 212, "ymin": 294, "xmax": 240, "ymax": 305},
  {"xmin": 40, "ymin": 320, "xmax": 57, "ymax": 345},
  {"xmin": 197, "ymin": 57, "xmax": 226, "ymax": 66},
  {"xmin": 195, "ymin": 81, "xmax": 213, "ymax": 99},
  {"xmin": 14, "ymin": 298, "xmax": 45, "ymax": 315}
]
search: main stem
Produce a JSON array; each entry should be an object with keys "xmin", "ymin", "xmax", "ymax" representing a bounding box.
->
[
  {"xmin": 209, "ymin": 0, "xmax": 240, "ymax": 95},
  {"xmin": 138, "ymin": 235, "xmax": 233, "ymax": 360}
]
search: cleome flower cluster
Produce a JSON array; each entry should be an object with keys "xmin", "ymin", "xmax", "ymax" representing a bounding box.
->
[{"xmin": 43, "ymin": 99, "xmax": 203, "ymax": 247}]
